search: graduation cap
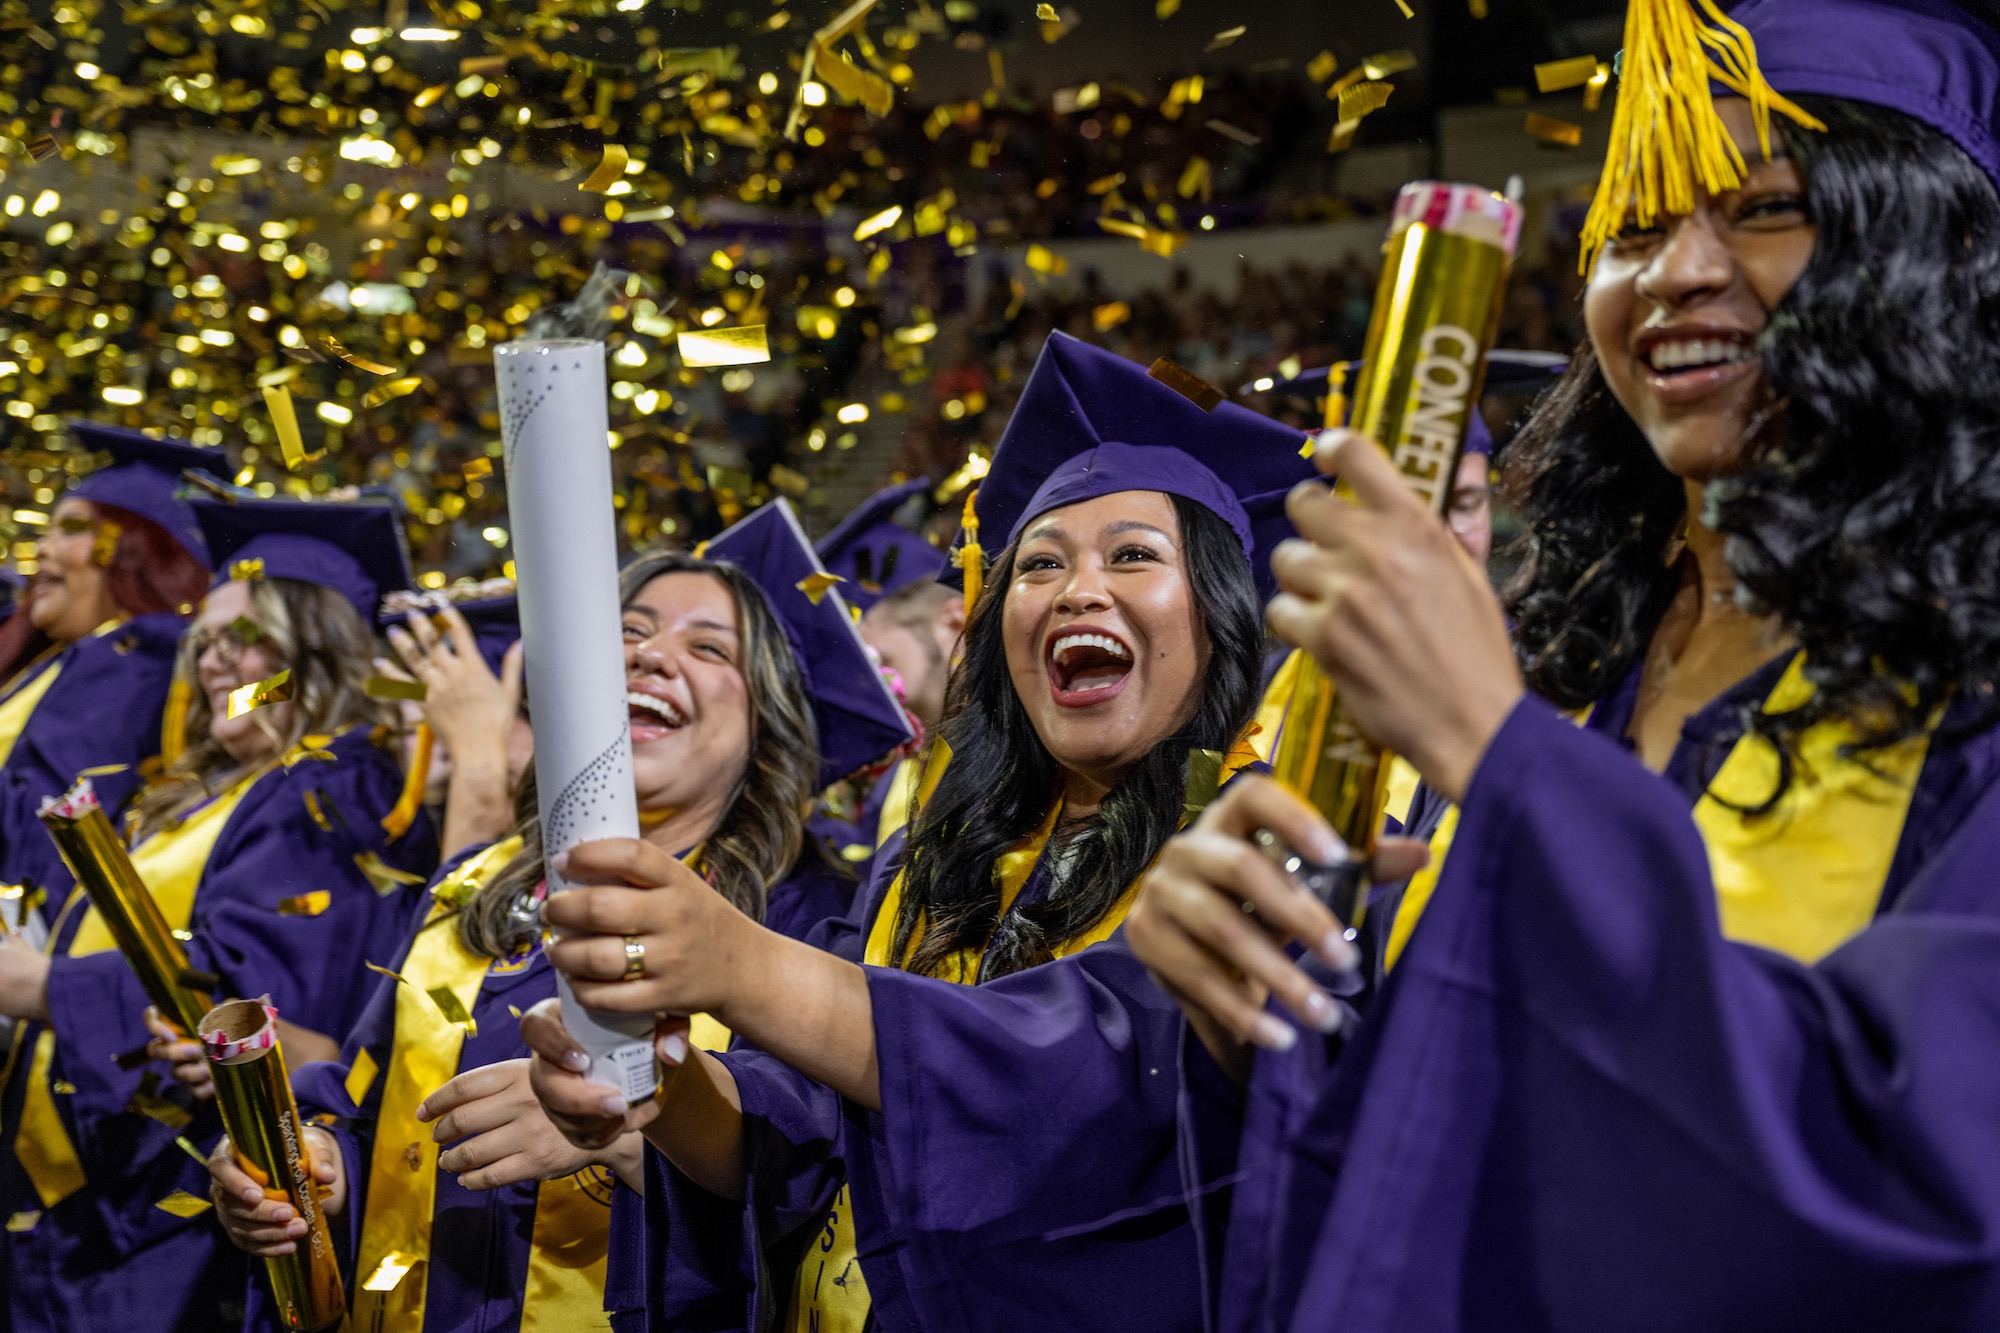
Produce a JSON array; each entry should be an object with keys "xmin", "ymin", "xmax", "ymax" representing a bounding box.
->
[
  {"xmin": 1582, "ymin": 0, "xmax": 2000, "ymax": 264},
  {"xmin": 192, "ymin": 497, "xmax": 413, "ymax": 623},
  {"xmin": 456, "ymin": 595, "xmax": 522, "ymax": 676},
  {"xmin": 953, "ymin": 332, "xmax": 1319, "ymax": 600},
  {"xmin": 814, "ymin": 477, "xmax": 947, "ymax": 614},
  {"xmin": 704, "ymin": 497, "xmax": 916, "ymax": 788},
  {"xmin": 66, "ymin": 421, "xmax": 230, "ymax": 566}
]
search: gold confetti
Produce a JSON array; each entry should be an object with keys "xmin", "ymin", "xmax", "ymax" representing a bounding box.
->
[
  {"xmin": 579, "ymin": 144, "xmax": 630, "ymax": 193},
  {"xmin": 6, "ymin": 1213, "xmax": 40, "ymax": 1233},
  {"xmin": 1535, "ymin": 55, "xmax": 1602, "ymax": 94},
  {"xmin": 261, "ymin": 385, "xmax": 308, "ymax": 470},
  {"xmin": 1205, "ymin": 119, "xmax": 1262, "ymax": 147},
  {"xmin": 172, "ymin": 1135, "xmax": 208, "ymax": 1166},
  {"xmin": 226, "ymin": 669, "xmax": 294, "ymax": 720},
  {"xmin": 854, "ymin": 205, "xmax": 903, "ymax": 241},
  {"xmin": 795, "ymin": 571, "xmax": 845, "ymax": 604},
  {"xmin": 155, "ymin": 1192, "xmax": 213, "ymax": 1219},
  {"xmin": 26, "ymin": 136, "xmax": 59, "ymax": 162},
  {"xmin": 1392, "ymin": 0, "xmax": 1413, "ymax": 15},
  {"xmin": 1184, "ymin": 747, "xmax": 1225, "ymax": 818},
  {"xmin": 1092, "ymin": 301, "xmax": 1131, "ymax": 332},
  {"xmin": 1362, "ymin": 49, "xmax": 1418, "ymax": 79},
  {"xmin": 363, "ymin": 376, "xmax": 423, "ymax": 409},
  {"xmin": 1148, "ymin": 358, "xmax": 1225, "ymax": 411},
  {"xmin": 1177, "ymin": 157, "xmax": 1212, "ymax": 200},
  {"xmin": 1526, "ymin": 112, "xmax": 1584, "ymax": 147},
  {"xmin": 813, "ymin": 44, "xmax": 895, "ymax": 115},
  {"xmin": 320, "ymin": 336, "xmax": 397, "ymax": 376},
  {"xmin": 355, "ymin": 853, "xmax": 426, "ymax": 895},
  {"xmin": 1097, "ymin": 216, "xmax": 1187, "ymax": 257},
  {"xmin": 277, "ymin": 891, "xmax": 332, "ymax": 917},
  {"xmin": 1024, "ymin": 244, "xmax": 1069, "ymax": 276},
  {"xmin": 1205, "ymin": 25, "xmax": 1246, "ymax": 52},
  {"xmin": 1584, "ymin": 61, "xmax": 1613, "ymax": 112},
  {"xmin": 363, "ymin": 1252, "xmax": 419, "ymax": 1292},
  {"xmin": 678, "ymin": 326, "xmax": 771, "ymax": 368},
  {"xmin": 365, "ymin": 675, "xmax": 428, "ymax": 702},
  {"xmin": 1338, "ymin": 82, "xmax": 1395, "ymax": 123},
  {"xmin": 1306, "ymin": 50, "xmax": 1339, "ymax": 83},
  {"xmin": 413, "ymin": 83, "xmax": 448, "ymax": 108},
  {"xmin": 1052, "ymin": 84, "xmax": 1101, "ymax": 114},
  {"xmin": 426, "ymin": 985, "xmax": 477, "ymax": 1034},
  {"xmin": 458, "ymin": 55, "xmax": 507, "ymax": 78},
  {"xmin": 1034, "ymin": 2, "xmax": 1057, "ymax": 16},
  {"xmin": 1470, "ymin": 0, "xmax": 1489, "ymax": 14},
  {"xmin": 461, "ymin": 457, "xmax": 493, "ymax": 482}
]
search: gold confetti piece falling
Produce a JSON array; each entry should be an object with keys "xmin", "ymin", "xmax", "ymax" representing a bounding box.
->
[
  {"xmin": 854, "ymin": 205, "xmax": 903, "ymax": 241},
  {"xmin": 320, "ymin": 336, "xmax": 396, "ymax": 376},
  {"xmin": 365, "ymin": 675, "xmax": 428, "ymax": 702},
  {"xmin": 462, "ymin": 457, "xmax": 494, "ymax": 482},
  {"xmin": 363, "ymin": 376, "xmax": 424, "ymax": 410},
  {"xmin": 261, "ymin": 385, "xmax": 308, "ymax": 470},
  {"xmin": 1329, "ymin": 120, "xmax": 1361, "ymax": 153},
  {"xmin": 413, "ymin": 83, "xmax": 448, "ymax": 108},
  {"xmin": 1177, "ymin": 156, "xmax": 1212, "ymax": 200},
  {"xmin": 458, "ymin": 55, "xmax": 507, "ymax": 78},
  {"xmin": 7, "ymin": 1213, "xmax": 40, "ymax": 1233},
  {"xmin": 1148, "ymin": 358, "xmax": 1225, "ymax": 411},
  {"xmin": 277, "ymin": 891, "xmax": 332, "ymax": 917},
  {"xmin": 26, "ymin": 136, "xmax": 58, "ymax": 162},
  {"xmin": 1307, "ymin": 50, "xmax": 1339, "ymax": 83},
  {"xmin": 227, "ymin": 669, "xmax": 294, "ymax": 720},
  {"xmin": 1024, "ymin": 244, "xmax": 1070, "ymax": 276},
  {"xmin": 1362, "ymin": 49, "xmax": 1419, "ymax": 79},
  {"xmin": 814, "ymin": 46, "xmax": 896, "ymax": 115},
  {"xmin": 1584, "ymin": 61, "xmax": 1613, "ymax": 112},
  {"xmin": 154, "ymin": 1192, "xmax": 213, "ymax": 1219},
  {"xmin": 172, "ymin": 1136, "xmax": 208, "ymax": 1166},
  {"xmin": 1535, "ymin": 55, "xmax": 1603, "ymax": 93},
  {"xmin": 579, "ymin": 144, "xmax": 630, "ymax": 193},
  {"xmin": 1393, "ymin": 0, "xmax": 1414, "ymax": 15},
  {"xmin": 1035, "ymin": 3, "xmax": 1057, "ymax": 16},
  {"xmin": 355, "ymin": 852, "xmax": 426, "ymax": 894},
  {"xmin": 1526, "ymin": 112, "xmax": 1584, "ymax": 147},
  {"xmin": 1093, "ymin": 302, "xmax": 1132, "ymax": 332},
  {"xmin": 427, "ymin": 985, "xmax": 477, "ymax": 1034},
  {"xmin": 796, "ymin": 571, "xmax": 845, "ymax": 604},
  {"xmin": 1205, "ymin": 25, "xmax": 1246, "ymax": 52},
  {"xmin": 1206, "ymin": 119, "xmax": 1262, "ymax": 147},
  {"xmin": 1338, "ymin": 81, "xmax": 1395, "ymax": 123},
  {"xmin": 1157, "ymin": 0, "xmax": 1179, "ymax": 15},
  {"xmin": 678, "ymin": 326, "xmax": 772, "ymax": 368}
]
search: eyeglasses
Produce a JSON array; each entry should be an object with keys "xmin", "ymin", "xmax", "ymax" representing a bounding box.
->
[{"xmin": 185, "ymin": 616, "xmax": 268, "ymax": 667}]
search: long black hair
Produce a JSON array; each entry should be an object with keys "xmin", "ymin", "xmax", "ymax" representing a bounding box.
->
[
  {"xmin": 1505, "ymin": 96, "xmax": 2000, "ymax": 775},
  {"xmin": 892, "ymin": 494, "xmax": 1264, "ymax": 982}
]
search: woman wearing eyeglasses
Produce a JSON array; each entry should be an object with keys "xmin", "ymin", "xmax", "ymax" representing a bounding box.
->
[{"xmin": 0, "ymin": 497, "xmax": 438, "ymax": 1333}]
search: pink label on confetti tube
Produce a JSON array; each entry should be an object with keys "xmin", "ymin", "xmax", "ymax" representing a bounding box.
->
[
  {"xmin": 1388, "ymin": 181, "xmax": 1524, "ymax": 257},
  {"xmin": 202, "ymin": 1005, "xmax": 280, "ymax": 1060}
]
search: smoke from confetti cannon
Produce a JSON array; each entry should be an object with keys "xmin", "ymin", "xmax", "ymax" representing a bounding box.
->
[
  {"xmin": 199, "ymin": 1000, "xmax": 345, "ymax": 1332},
  {"xmin": 1270, "ymin": 181, "xmax": 1521, "ymax": 927},
  {"xmin": 494, "ymin": 331, "xmax": 658, "ymax": 1103},
  {"xmin": 38, "ymin": 777, "xmax": 212, "ymax": 1037}
]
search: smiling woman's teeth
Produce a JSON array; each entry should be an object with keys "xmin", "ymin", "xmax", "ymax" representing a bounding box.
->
[
  {"xmin": 1051, "ymin": 633, "xmax": 1132, "ymax": 664},
  {"xmin": 627, "ymin": 690, "xmax": 685, "ymax": 727},
  {"xmin": 1648, "ymin": 339, "xmax": 1751, "ymax": 373}
]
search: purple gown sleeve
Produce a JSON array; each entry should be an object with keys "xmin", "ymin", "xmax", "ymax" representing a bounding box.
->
[{"xmin": 1258, "ymin": 696, "xmax": 2000, "ymax": 1333}]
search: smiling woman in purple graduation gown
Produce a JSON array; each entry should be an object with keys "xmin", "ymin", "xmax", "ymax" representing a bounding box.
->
[
  {"xmin": 519, "ymin": 332, "xmax": 1318, "ymax": 1333},
  {"xmin": 202, "ymin": 521, "xmax": 910, "ymax": 1333},
  {"xmin": 0, "ymin": 496, "xmax": 438, "ymax": 1332},
  {"xmin": 0, "ymin": 424, "xmax": 221, "ymax": 917},
  {"xmin": 1127, "ymin": 1, "xmax": 2000, "ymax": 1329}
]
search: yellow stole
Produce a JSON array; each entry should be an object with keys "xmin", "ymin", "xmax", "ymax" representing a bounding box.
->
[
  {"xmin": 353, "ymin": 838, "xmax": 730, "ymax": 1333},
  {"xmin": 793, "ymin": 725, "xmax": 1272, "ymax": 1333},
  {"xmin": 1385, "ymin": 656, "xmax": 1933, "ymax": 971},
  {"xmin": 0, "ymin": 620, "xmax": 122, "ymax": 771},
  {"xmin": 10, "ymin": 763, "xmax": 269, "ymax": 1214}
]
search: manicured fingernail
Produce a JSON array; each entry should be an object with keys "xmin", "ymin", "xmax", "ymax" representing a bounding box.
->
[
  {"xmin": 1309, "ymin": 828, "xmax": 1346, "ymax": 866},
  {"xmin": 243, "ymin": 1188, "xmax": 261, "ymax": 1204},
  {"xmin": 563, "ymin": 1050, "xmax": 589, "ymax": 1073},
  {"xmin": 413, "ymin": 1102, "xmax": 432, "ymax": 1122},
  {"xmin": 1300, "ymin": 989, "xmax": 1343, "ymax": 1034},
  {"xmin": 550, "ymin": 851, "xmax": 571, "ymax": 876},
  {"xmin": 288, "ymin": 1220, "xmax": 307, "ymax": 1237},
  {"xmin": 656, "ymin": 1033, "xmax": 688, "ymax": 1066},
  {"xmin": 1252, "ymin": 1015, "xmax": 1298, "ymax": 1051},
  {"xmin": 598, "ymin": 1094, "xmax": 628, "ymax": 1117},
  {"xmin": 1318, "ymin": 930, "xmax": 1359, "ymax": 973}
]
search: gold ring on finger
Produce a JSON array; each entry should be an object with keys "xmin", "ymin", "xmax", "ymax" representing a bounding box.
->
[{"xmin": 621, "ymin": 935, "xmax": 646, "ymax": 981}]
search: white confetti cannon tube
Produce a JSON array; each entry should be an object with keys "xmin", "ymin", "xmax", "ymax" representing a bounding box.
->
[{"xmin": 495, "ymin": 338, "xmax": 657, "ymax": 1103}]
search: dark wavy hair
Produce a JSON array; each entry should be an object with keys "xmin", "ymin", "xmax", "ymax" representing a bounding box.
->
[
  {"xmin": 892, "ymin": 494, "xmax": 1264, "ymax": 982},
  {"xmin": 460, "ymin": 549, "xmax": 826, "ymax": 960},
  {"xmin": 1505, "ymin": 96, "xmax": 2000, "ymax": 785}
]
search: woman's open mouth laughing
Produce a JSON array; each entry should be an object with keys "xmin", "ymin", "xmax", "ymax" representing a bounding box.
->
[
  {"xmin": 1046, "ymin": 627, "xmax": 1135, "ymax": 708},
  {"xmin": 627, "ymin": 688, "xmax": 688, "ymax": 743}
]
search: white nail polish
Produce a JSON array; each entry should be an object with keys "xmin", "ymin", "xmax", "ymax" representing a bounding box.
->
[
  {"xmin": 1318, "ymin": 931, "xmax": 1358, "ymax": 973},
  {"xmin": 1301, "ymin": 990, "xmax": 1344, "ymax": 1034},
  {"xmin": 657, "ymin": 1033, "xmax": 689, "ymax": 1066},
  {"xmin": 1253, "ymin": 1014, "xmax": 1299, "ymax": 1051},
  {"xmin": 599, "ymin": 1094, "xmax": 628, "ymax": 1117}
]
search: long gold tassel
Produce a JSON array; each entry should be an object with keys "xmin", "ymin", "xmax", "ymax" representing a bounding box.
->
[
  {"xmin": 957, "ymin": 489, "xmax": 983, "ymax": 616},
  {"xmin": 1580, "ymin": 0, "xmax": 1825, "ymax": 270},
  {"xmin": 380, "ymin": 722, "xmax": 433, "ymax": 840},
  {"xmin": 159, "ymin": 677, "xmax": 193, "ymax": 768}
]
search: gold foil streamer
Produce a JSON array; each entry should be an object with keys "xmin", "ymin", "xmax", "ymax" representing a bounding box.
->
[
  {"xmin": 319, "ymin": 337, "xmax": 396, "ymax": 376},
  {"xmin": 200, "ymin": 1001, "xmax": 346, "ymax": 1332},
  {"xmin": 1338, "ymin": 82, "xmax": 1395, "ymax": 123},
  {"xmin": 853, "ymin": 205, "xmax": 903, "ymax": 241},
  {"xmin": 1205, "ymin": 25, "xmax": 1246, "ymax": 52},
  {"xmin": 354, "ymin": 853, "xmax": 426, "ymax": 895},
  {"xmin": 362, "ymin": 376, "xmax": 423, "ymax": 409},
  {"xmin": 227, "ymin": 669, "xmax": 294, "ymax": 720},
  {"xmin": 579, "ymin": 144, "xmax": 630, "ymax": 193},
  {"xmin": 1362, "ymin": 49, "xmax": 1419, "ymax": 79},
  {"xmin": 1535, "ymin": 55, "xmax": 1603, "ymax": 93},
  {"xmin": 155, "ymin": 1190, "xmax": 213, "ymax": 1218},
  {"xmin": 677, "ymin": 326, "xmax": 771, "ymax": 367},
  {"xmin": 261, "ymin": 385, "xmax": 308, "ymax": 471},
  {"xmin": 37, "ymin": 780, "xmax": 212, "ymax": 1038}
]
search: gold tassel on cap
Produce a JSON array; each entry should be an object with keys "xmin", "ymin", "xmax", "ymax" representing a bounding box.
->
[
  {"xmin": 380, "ymin": 723, "xmax": 433, "ymax": 840},
  {"xmin": 957, "ymin": 489, "xmax": 983, "ymax": 616},
  {"xmin": 1581, "ymin": 0, "xmax": 1824, "ymax": 270},
  {"xmin": 159, "ymin": 677, "xmax": 192, "ymax": 768}
]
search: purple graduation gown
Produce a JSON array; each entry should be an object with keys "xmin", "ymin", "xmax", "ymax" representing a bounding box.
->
[
  {"xmin": 1204, "ymin": 659, "xmax": 2000, "ymax": 1333},
  {"xmin": 276, "ymin": 846, "xmax": 856, "ymax": 1333},
  {"xmin": 629, "ymin": 823, "xmax": 1222, "ymax": 1333},
  {"xmin": 0, "ymin": 613, "xmax": 183, "ymax": 910},
  {"xmin": 1, "ymin": 726, "xmax": 437, "ymax": 1333}
]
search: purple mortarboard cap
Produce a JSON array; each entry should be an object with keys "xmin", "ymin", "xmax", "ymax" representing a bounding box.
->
[
  {"xmin": 814, "ymin": 477, "xmax": 947, "ymax": 613},
  {"xmin": 705, "ymin": 498, "xmax": 916, "ymax": 787},
  {"xmin": 66, "ymin": 421, "xmax": 229, "ymax": 566},
  {"xmin": 456, "ymin": 595, "xmax": 521, "ymax": 676},
  {"xmin": 1732, "ymin": 0, "xmax": 2000, "ymax": 194},
  {"xmin": 193, "ymin": 497, "xmax": 412, "ymax": 622},
  {"xmin": 954, "ymin": 332, "xmax": 1318, "ymax": 598}
]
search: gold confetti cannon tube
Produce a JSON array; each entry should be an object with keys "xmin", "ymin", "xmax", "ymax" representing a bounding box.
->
[
  {"xmin": 37, "ymin": 777, "xmax": 211, "ymax": 1036},
  {"xmin": 1270, "ymin": 181, "xmax": 1521, "ymax": 925},
  {"xmin": 200, "ymin": 1000, "xmax": 346, "ymax": 1332}
]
